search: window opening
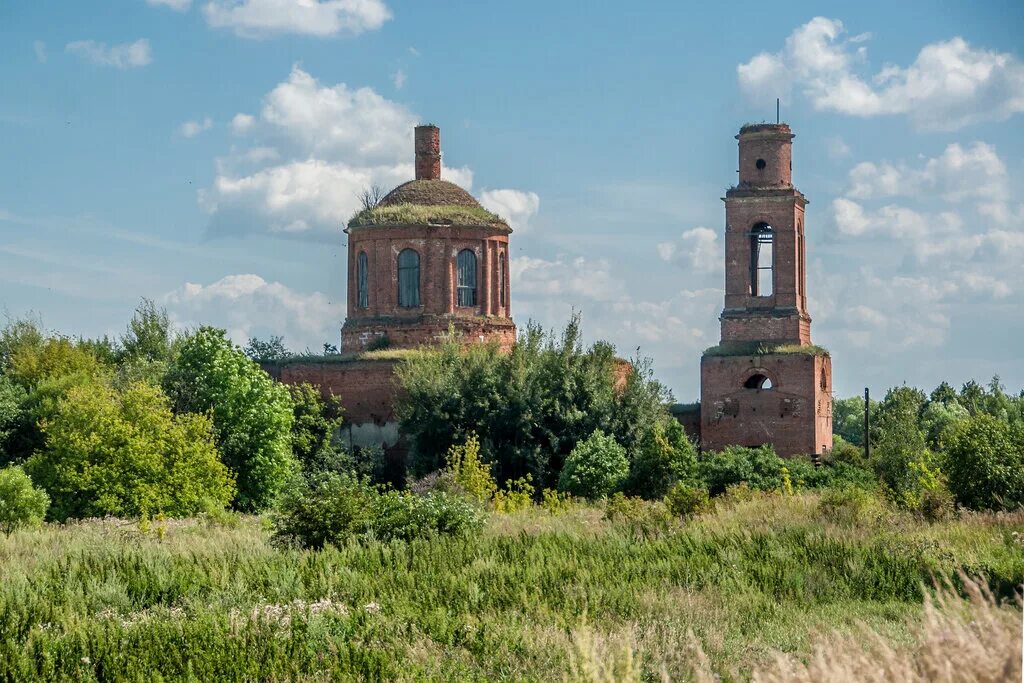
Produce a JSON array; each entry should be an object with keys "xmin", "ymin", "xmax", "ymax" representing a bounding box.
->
[
  {"xmin": 456, "ymin": 249, "xmax": 477, "ymax": 307},
  {"xmin": 356, "ymin": 251, "xmax": 369, "ymax": 309},
  {"xmin": 398, "ymin": 249, "xmax": 420, "ymax": 307},
  {"xmin": 749, "ymin": 223, "xmax": 774, "ymax": 296}
]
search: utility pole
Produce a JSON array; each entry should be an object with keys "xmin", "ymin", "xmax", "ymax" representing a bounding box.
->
[{"xmin": 863, "ymin": 387, "xmax": 870, "ymax": 462}]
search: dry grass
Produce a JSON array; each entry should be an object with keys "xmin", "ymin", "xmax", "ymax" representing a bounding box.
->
[{"xmin": 569, "ymin": 575, "xmax": 1022, "ymax": 682}]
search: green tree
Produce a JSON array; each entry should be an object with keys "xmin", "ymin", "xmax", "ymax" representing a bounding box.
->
[
  {"xmin": 626, "ymin": 418, "xmax": 697, "ymax": 498},
  {"xmin": 26, "ymin": 381, "xmax": 234, "ymax": 521},
  {"xmin": 872, "ymin": 386, "xmax": 943, "ymax": 509},
  {"xmin": 832, "ymin": 395, "xmax": 878, "ymax": 447},
  {"xmin": 558, "ymin": 429, "xmax": 629, "ymax": 499},
  {"xmin": 244, "ymin": 336, "xmax": 290, "ymax": 362},
  {"xmin": 116, "ymin": 299, "xmax": 176, "ymax": 387},
  {"xmin": 0, "ymin": 376, "xmax": 25, "ymax": 460},
  {"xmin": 165, "ymin": 327, "xmax": 295, "ymax": 511},
  {"xmin": 698, "ymin": 445, "xmax": 787, "ymax": 496},
  {"xmin": 0, "ymin": 465, "xmax": 49, "ymax": 534},
  {"xmin": 397, "ymin": 316, "xmax": 669, "ymax": 490},
  {"xmin": 288, "ymin": 383, "xmax": 346, "ymax": 476},
  {"xmin": 942, "ymin": 414, "xmax": 1024, "ymax": 511}
]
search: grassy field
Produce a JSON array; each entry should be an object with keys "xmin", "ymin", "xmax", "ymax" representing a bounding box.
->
[{"xmin": 0, "ymin": 492, "xmax": 1021, "ymax": 681}]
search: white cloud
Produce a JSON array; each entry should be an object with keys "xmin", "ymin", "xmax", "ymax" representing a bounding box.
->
[
  {"xmin": 33, "ymin": 41, "xmax": 47, "ymax": 63},
  {"xmin": 200, "ymin": 66, "xmax": 519, "ymax": 240},
  {"xmin": 738, "ymin": 17, "xmax": 1024, "ymax": 130},
  {"xmin": 392, "ymin": 68, "xmax": 406, "ymax": 89},
  {"xmin": 65, "ymin": 39, "xmax": 152, "ymax": 69},
  {"xmin": 230, "ymin": 112, "xmax": 255, "ymax": 134},
  {"xmin": 163, "ymin": 274, "xmax": 342, "ymax": 350},
  {"xmin": 147, "ymin": 0, "xmax": 192, "ymax": 10},
  {"xmin": 202, "ymin": 0, "xmax": 392, "ymax": 38},
  {"xmin": 846, "ymin": 142, "xmax": 1008, "ymax": 203},
  {"xmin": 480, "ymin": 189, "xmax": 540, "ymax": 233},
  {"xmin": 179, "ymin": 117, "xmax": 213, "ymax": 138},
  {"xmin": 657, "ymin": 227, "xmax": 722, "ymax": 274}
]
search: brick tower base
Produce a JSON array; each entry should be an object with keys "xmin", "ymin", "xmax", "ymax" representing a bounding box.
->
[{"xmin": 700, "ymin": 352, "xmax": 832, "ymax": 456}]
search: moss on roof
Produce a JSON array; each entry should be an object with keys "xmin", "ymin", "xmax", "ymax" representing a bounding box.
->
[
  {"xmin": 379, "ymin": 180, "xmax": 480, "ymax": 208},
  {"xmin": 348, "ymin": 203, "xmax": 509, "ymax": 229},
  {"xmin": 702, "ymin": 342, "xmax": 829, "ymax": 357},
  {"xmin": 264, "ymin": 348, "xmax": 429, "ymax": 367}
]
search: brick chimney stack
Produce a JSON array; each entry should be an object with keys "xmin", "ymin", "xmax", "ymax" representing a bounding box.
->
[{"xmin": 414, "ymin": 125, "xmax": 441, "ymax": 180}]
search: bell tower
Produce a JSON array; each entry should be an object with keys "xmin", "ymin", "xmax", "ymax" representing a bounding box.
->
[{"xmin": 699, "ymin": 123, "xmax": 832, "ymax": 457}]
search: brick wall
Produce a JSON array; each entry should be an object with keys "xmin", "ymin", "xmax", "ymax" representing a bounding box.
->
[{"xmin": 699, "ymin": 352, "xmax": 832, "ymax": 456}]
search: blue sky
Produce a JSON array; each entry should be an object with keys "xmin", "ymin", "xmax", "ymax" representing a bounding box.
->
[{"xmin": 2, "ymin": 0, "xmax": 1023, "ymax": 401}]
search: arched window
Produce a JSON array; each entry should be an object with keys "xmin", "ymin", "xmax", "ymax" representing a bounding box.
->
[
  {"xmin": 749, "ymin": 223, "xmax": 774, "ymax": 297},
  {"xmin": 456, "ymin": 249, "xmax": 477, "ymax": 307},
  {"xmin": 398, "ymin": 248, "xmax": 420, "ymax": 307},
  {"xmin": 744, "ymin": 373, "xmax": 773, "ymax": 390},
  {"xmin": 498, "ymin": 252, "xmax": 506, "ymax": 308},
  {"xmin": 356, "ymin": 251, "xmax": 369, "ymax": 309}
]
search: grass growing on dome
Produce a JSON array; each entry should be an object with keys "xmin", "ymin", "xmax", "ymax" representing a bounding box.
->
[
  {"xmin": 349, "ymin": 203, "xmax": 507, "ymax": 228},
  {"xmin": 703, "ymin": 342, "xmax": 829, "ymax": 357}
]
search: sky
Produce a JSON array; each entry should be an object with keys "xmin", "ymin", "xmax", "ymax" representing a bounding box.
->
[{"xmin": 1, "ymin": 1, "xmax": 1023, "ymax": 402}]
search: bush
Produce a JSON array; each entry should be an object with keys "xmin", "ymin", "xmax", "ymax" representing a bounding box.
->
[
  {"xmin": 540, "ymin": 487, "xmax": 574, "ymax": 514},
  {"xmin": 698, "ymin": 445, "xmax": 786, "ymax": 496},
  {"xmin": 0, "ymin": 465, "xmax": 49, "ymax": 534},
  {"xmin": 817, "ymin": 487, "xmax": 886, "ymax": 526},
  {"xmin": 26, "ymin": 381, "xmax": 235, "ymax": 521},
  {"xmin": 166, "ymin": 327, "xmax": 296, "ymax": 511},
  {"xmin": 626, "ymin": 418, "xmax": 697, "ymax": 498},
  {"xmin": 372, "ymin": 490, "xmax": 483, "ymax": 541},
  {"xmin": 604, "ymin": 493, "xmax": 673, "ymax": 538},
  {"xmin": 271, "ymin": 473, "xmax": 483, "ymax": 549},
  {"xmin": 271, "ymin": 473, "xmax": 375, "ymax": 549},
  {"xmin": 492, "ymin": 475, "xmax": 535, "ymax": 513},
  {"xmin": 558, "ymin": 430, "xmax": 629, "ymax": 499},
  {"xmin": 445, "ymin": 434, "xmax": 497, "ymax": 503},
  {"xmin": 664, "ymin": 482, "xmax": 710, "ymax": 519},
  {"xmin": 941, "ymin": 414, "xmax": 1024, "ymax": 511},
  {"xmin": 287, "ymin": 383, "xmax": 345, "ymax": 477},
  {"xmin": 397, "ymin": 315, "xmax": 670, "ymax": 490}
]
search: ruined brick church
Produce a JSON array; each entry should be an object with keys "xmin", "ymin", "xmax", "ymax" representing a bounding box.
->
[{"xmin": 266, "ymin": 122, "xmax": 832, "ymax": 461}]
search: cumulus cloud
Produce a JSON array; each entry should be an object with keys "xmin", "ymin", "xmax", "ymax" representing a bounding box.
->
[
  {"xmin": 179, "ymin": 117, "xmax": 213, "ymax": 138},
  {"xmin": 163, "ymin": 274, "xmax": 342, "ymax": 350},
  {"xmin": 202, "ymin": 0, "xmax": 392, "ymax": 38},
  {"xmin": 656, "ymin": 227, "xmax": 722, "ymax": 274},
  {"xmin": 828, "ymin": 140, "xmax": 1023, "ymax": 325},
  {"xmin": 65, "ymin": 39, "xmax": 152, "ymax": 69},
  {"xmin": 738, "ymin": 17, "xmax": 1024, "ymax": 130},
  {"xmin": 147, "ymin": 0, "xmax": 192, "ymax": 10},
  {"xmin": 200, "ymin": 66, "xmax": 531, "ymax": 240},
  {"xmin": 33, "ymin": 41, "xmax": 47, "ymax": 63},
  {"xmin": 230, "ymin": 112, "xmax": 255, "ymax": 134},
  {"xmin": 480, "ymin": 189, "xmax": 540, "ymax": 233}
]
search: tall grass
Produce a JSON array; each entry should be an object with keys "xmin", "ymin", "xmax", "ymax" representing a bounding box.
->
[{"xmin": 0, "ymin": 494, "xmax": 1020, "ymax": 680}]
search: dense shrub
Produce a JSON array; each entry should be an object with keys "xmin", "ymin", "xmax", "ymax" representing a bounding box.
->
[
  {"xmin": 271, "ymin": 473, "xmax": 483, "ymax": 549},
  {"xmin": 558, "ymin": 430, "xmax": 629, "ymax": 499},
  {"xmin": 445, "ymin": 434, "xmax": 497, "ymax": 503},
  {"xmin": 287, "ymin": 383, "xmax": 346, "ymax": 477},
  {"xmin": 397, "ymin": 316, "xmax": 671, "ymax": 489},
  {"xmin": 0, "ymin": 376, "xmax": 24, "ymax": 459},
  {"xmin": 604, "ymin": 493, "xmax": 673, "ymax": 538},
  {"xmin": 0, "ymin": 465, "xmax": 49, "ymax": 534},
  {"xmin": 698, "ymin": 445, "xmax": 787, "ymax": 496},
  {"xmin": 166, "ymin": 327, "xmax": 296, "ymax": 511},
  {"xmin": 664, "ymin": 482, "xmax": 710, "ymax": 518},
  {"xmin": 817, "ymin": 486, "xmax": 887, "ymax": 526},
  {"xmin": 25, "ymin": 382, "xmax": 234, "ymax": 521},
  {"xmin": 370, "ymin": 490, "xmax": 483, "ymax": 541},
  {"xmin": 271, "ymin": 473, "xmax": 375, "ymax": 549},
  {"xmin": 941, "ymin": 414, "xmax": 1024, "ymax": 511},
  {"xmin": 626, "ymin": 418, "xmax": 697, "ymax": 498}
]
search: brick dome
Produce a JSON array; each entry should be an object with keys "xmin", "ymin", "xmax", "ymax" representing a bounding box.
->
[{"xmin": 379, "ymin": 179, "xmax": 482, "ymax": 209}]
